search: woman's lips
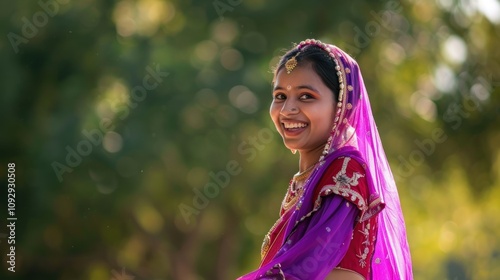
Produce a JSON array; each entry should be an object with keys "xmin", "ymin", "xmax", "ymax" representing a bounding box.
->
[{"xmin": 282, "ymin": 122, "xmax": 308, "ymax": 136}]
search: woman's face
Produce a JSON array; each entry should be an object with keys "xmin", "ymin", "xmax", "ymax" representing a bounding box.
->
[{"xmin": 270, "ymin": 62, "xmax": 336, "ymax": 153}]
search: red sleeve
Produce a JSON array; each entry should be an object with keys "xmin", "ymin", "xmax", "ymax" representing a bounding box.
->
[
  {"xmin": 313, "ymin": 156, "xmax": 369, "ymax": 219},
  {"xmin": 313, "ymin": 156, "xmax": 378, "ymax": 279}
]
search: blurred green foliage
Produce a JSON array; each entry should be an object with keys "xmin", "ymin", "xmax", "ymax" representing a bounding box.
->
[{"xmin": 0, "ymin": 0, "xmax": 499, "ymax": 279}]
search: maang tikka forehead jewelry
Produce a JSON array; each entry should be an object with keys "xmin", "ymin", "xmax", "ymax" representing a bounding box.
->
[{"xmin": 285, "ymin": 52, "xmax": 300, "ymax": 74}]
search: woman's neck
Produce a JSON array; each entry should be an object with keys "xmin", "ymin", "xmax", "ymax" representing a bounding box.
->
[{"xmin": 298, "ymin": 145, "xmax": 324, "ymax": 172}]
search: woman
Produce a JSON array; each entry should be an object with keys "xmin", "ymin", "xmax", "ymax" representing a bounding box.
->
[{"xmin": 237, "ymin": 39, "xmax": 413, "ymax": 279}]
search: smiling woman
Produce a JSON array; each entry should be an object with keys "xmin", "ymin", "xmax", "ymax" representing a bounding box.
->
[
  {"xmin": 237, "ymin": 39, "xmax": 413, "ymax": 280},
  {"xmin": 271, "ymin": 62, "xmax": 336, "ymax": 161}
]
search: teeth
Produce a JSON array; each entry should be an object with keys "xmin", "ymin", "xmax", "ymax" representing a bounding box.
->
[{"xmin": 283, "ymin": 123, "xmax": 307, "ymax": 129}]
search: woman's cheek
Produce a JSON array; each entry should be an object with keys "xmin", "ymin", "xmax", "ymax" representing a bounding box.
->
[{"xmin": 269, "ymin": 108, "xmax": 280, "ymax": 131}]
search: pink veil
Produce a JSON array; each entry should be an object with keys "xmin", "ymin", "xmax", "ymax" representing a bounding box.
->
[
  {"xmin": 237, "ymin": 39, "xmax": 413, "ymax": 279},
  {"xmin": 297, "ymin": 39, "xmax": 413, "ymax": 279}
]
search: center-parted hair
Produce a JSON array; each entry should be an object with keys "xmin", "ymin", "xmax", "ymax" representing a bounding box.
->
[{"xmin": 274, "ymin": 45, "xmax": 341, "ymax": 102}]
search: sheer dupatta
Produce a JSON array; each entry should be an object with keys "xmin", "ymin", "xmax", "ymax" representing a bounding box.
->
[
  {"xmin": 237, "ymin": 40, "xmax": 413, "ymax": 279},
  {"xmin": 238, "ymin": 150, "xmax": 362, "ymax": 279}
]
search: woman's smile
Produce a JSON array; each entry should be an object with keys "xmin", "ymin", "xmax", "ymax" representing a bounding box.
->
[
  {"xmin": 281, "ymin": 120, "xmax": 309, "ymax": 136},
  {"xmin": 270, "ymin": 62, "xmax": 336, "ymax": 154}
]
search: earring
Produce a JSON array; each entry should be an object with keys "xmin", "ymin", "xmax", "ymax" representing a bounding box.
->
[{"xmin": 291, "ymin": 149, "xmax": 297, "ymax": 154}]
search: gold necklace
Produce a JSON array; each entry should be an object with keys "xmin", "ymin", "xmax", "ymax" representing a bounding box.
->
[
  {"xmin": 281, "ymin": 164, "xmax": 316, "ymax": 212},
  {"xmin": 291, "ymin": 164, "xmax": 315, "ymax": 192},
  {"xmin": 281, "ymin": 186, "xmax": 302, "ymax": 212},
  {"xmin": 293, "ymin": 167, "xmax": 314, "ymax": 182}
]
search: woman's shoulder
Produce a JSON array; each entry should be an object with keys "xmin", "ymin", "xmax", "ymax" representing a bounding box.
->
[
  {"xmin": 325, "ymin": 155, "xmax": 366, "ymax": 175},
  {"xmin": 320, "ymin": 155, "xmax": 367, "ymax": 186},
  {"xmin": 313, "ymin": 155, "xmax": 370, "ymax": 212}
]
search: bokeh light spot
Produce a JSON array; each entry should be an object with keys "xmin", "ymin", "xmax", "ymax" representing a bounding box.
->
[
  {"xmin": 103, "ymin": 131, "xmax": 123, "ymax": 153},
  {"xmin": 220, "ymin": 48, "xmax": 244, "ymax": 71},
  {"xmin": 442, "ymin": 35, "xmax": 467, "ymax": 65},
  {"xmin": 228, "ymin": 85, "xmax": 259, "ymax": 114}
]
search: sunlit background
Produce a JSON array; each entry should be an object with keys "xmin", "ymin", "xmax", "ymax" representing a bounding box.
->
[{"xmin": 0, "ymin": 0, "xmax": 499, "ymax": 279}]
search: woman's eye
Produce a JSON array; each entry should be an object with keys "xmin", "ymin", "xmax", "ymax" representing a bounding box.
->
[
  {"xmin": 299, "ymin": 93, "xmax": 313, "ymax": 100},
  {"xmin": 274, "ymin": 93, "xmax": 286, "ymax": 100}
]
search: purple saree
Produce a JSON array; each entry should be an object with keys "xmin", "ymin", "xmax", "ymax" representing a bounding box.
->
[{"xmin": 238, "ymin": 39, "xmax": 413, "ymax": 279}]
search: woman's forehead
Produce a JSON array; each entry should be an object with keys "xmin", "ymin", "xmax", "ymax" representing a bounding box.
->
[{"xmin": 274, "ymin": 63, "xmax": 328, "ymax": 90}]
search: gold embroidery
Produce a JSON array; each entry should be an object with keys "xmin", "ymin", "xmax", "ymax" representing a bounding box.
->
[
  {"xmin": 356, "ymin": 221, "xmax": 371, "ymax": 268},
  {"xmin": 260, "ymin": 216, "xmax": 285, "ymax": 260},
  {"xmin": 261, "ymin": 234, "xmax": 270, "ymax": 259},
  {"xmin": 319, "ymin": 157, "xmax": 367, "ymax": 210}
]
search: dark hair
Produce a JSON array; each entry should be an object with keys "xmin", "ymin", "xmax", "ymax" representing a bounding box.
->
[{"xmin": 274, "ymin": 45, "xmax": 340, "ymax": 101}]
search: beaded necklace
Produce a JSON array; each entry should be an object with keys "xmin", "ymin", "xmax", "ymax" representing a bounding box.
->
[{"xmin": 282, "ymin": 164, "xmax": 316, "ymax": 212}]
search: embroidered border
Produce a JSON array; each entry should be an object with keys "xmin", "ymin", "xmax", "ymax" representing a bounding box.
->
[
  {"xmin": 356, "ymin": 221, "xmax": 371, "ymax": 268},
  {"xmin": 319, "ymin": 185, "xmax": 366, "ymax": 210},
  {"xmin": 317, "ymin": 157, "xmax": 368, "ymax": 212}
]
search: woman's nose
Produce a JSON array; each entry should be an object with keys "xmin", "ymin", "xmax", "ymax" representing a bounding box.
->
[{"xmin": 280, "ymin": 101, "xmax": 299, "ymax": 116}]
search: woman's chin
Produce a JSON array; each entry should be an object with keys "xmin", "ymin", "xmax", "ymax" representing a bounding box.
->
[{"xmin": 283, "ymin": 143, "xmax": 300, "ymax": 151}]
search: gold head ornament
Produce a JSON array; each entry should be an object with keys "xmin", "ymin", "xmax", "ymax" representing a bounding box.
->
[{"xmin": 285, "ymin": 52, "xmax": 300, "ymax": 74}]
